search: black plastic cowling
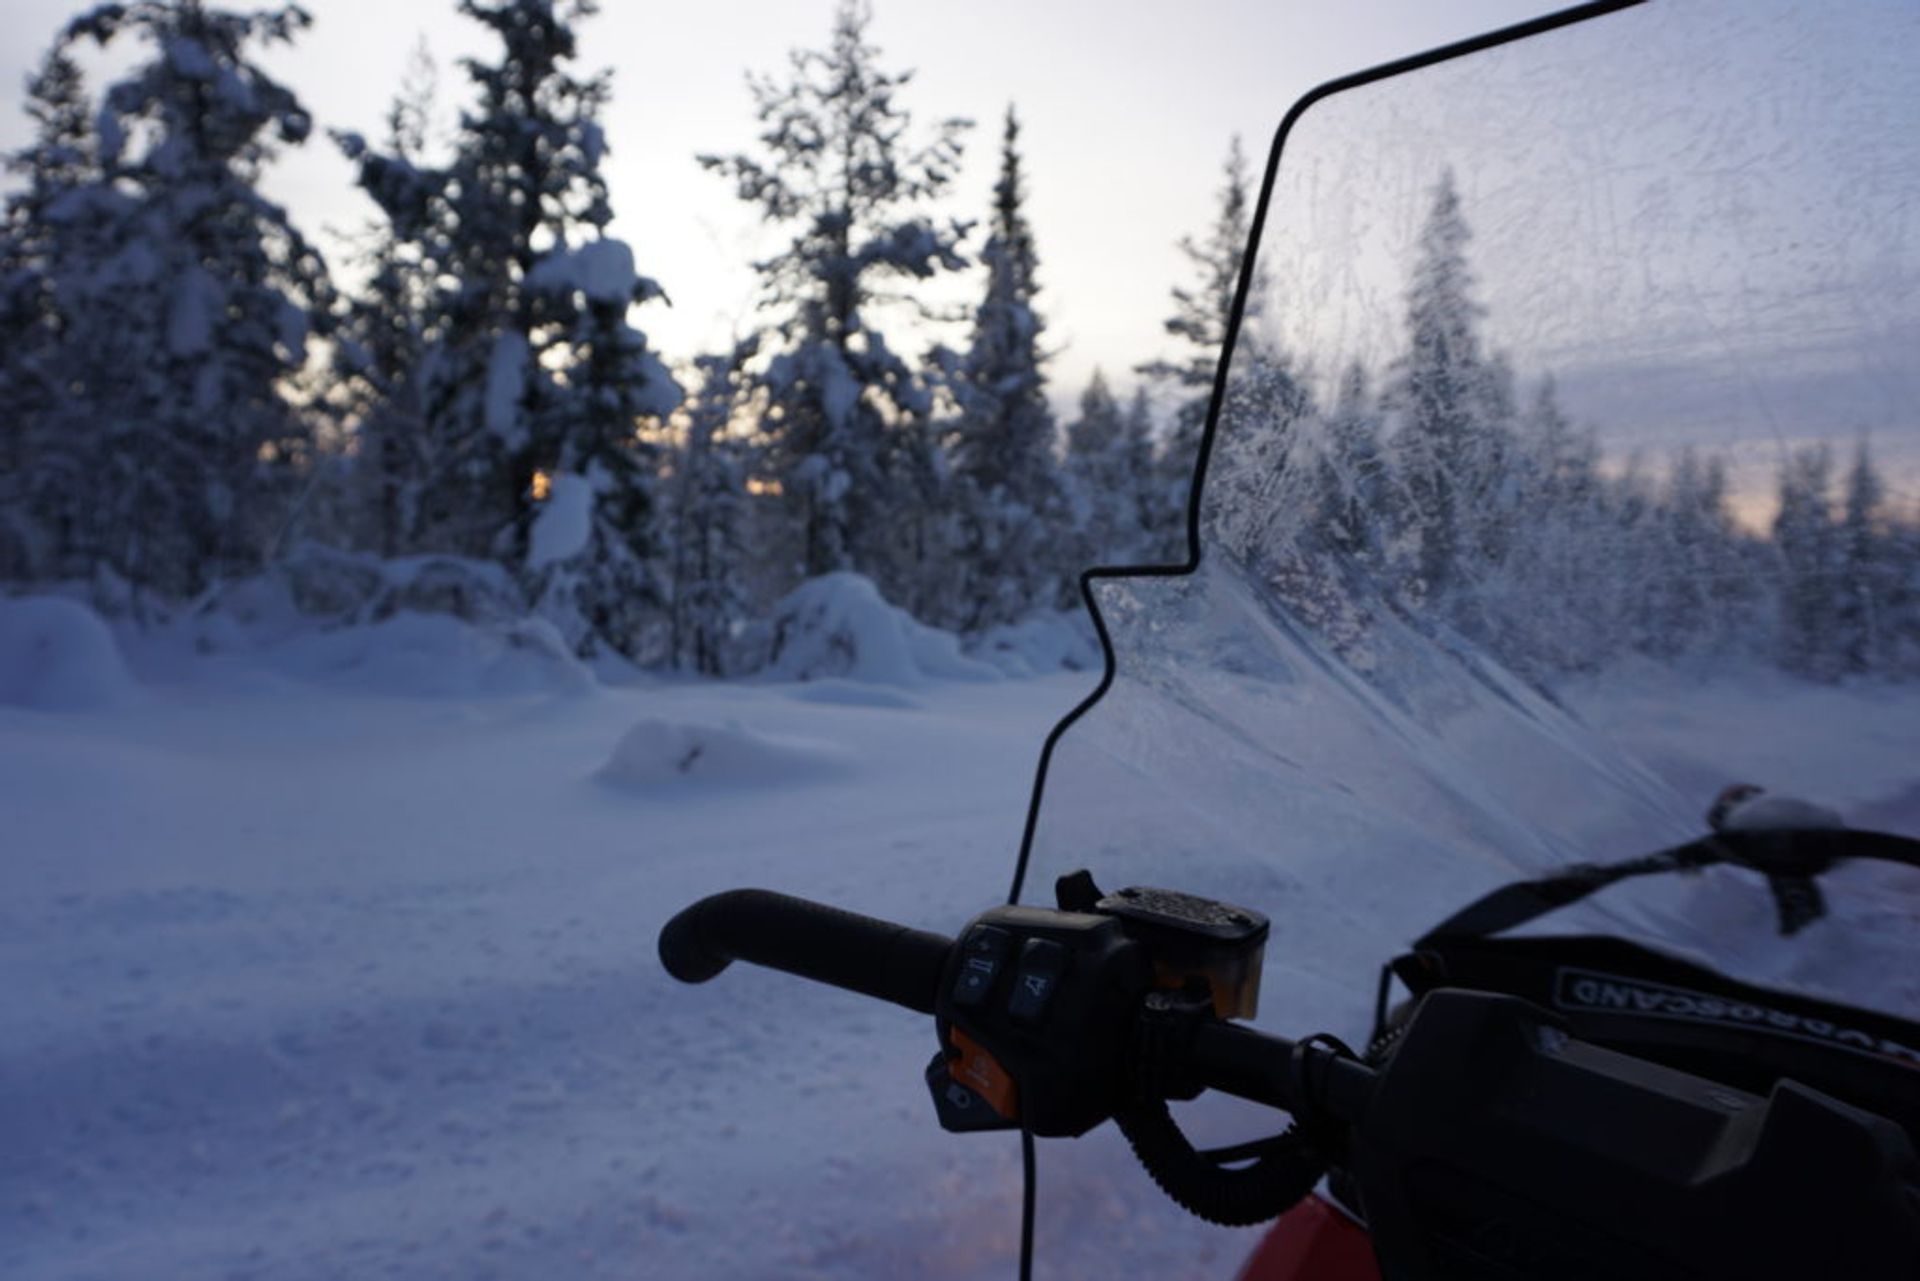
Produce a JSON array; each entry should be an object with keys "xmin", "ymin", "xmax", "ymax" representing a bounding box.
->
[{"xmin": 658, "ymin": 888, "xmax": 952, "ymax": 1016}]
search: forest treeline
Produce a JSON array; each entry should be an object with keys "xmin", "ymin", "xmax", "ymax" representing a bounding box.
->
[
  {"xmin": 1208, "ymin": 174, "xmax": 1920, "ymax": 683},
  {"xmin": 0, "ymin": 0, "xmax": 1913, "ymax": 682},
  {"xmin": 0, "ymin": 0, "xmax": 1216, "ymax": 671}
]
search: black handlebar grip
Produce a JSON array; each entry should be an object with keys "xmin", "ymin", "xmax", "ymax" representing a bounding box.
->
[{"xmin": 658, "ymin": 889, "xmax": 953, "ymax": 1016}]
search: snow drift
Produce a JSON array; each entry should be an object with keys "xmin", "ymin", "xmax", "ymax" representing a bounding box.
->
[
  {"xmin": 0, "ymin": 595, "xmax": 135, "ymax": 711},
  {"xmin": 765, "ymin": 573, "xmax": 1002, "ymax": 687},
  {"xmin": 262, "ymin": 612, "xmax": 595, "ymax": 699},
  {"xmin": 598, "ymin": 717, "xmax": 852, "ymax": 787},
  {"xmin": 170, "ymin": 551, "xmax": 595, "ymax": 698},
  {"xmin": 969, "ymin": 609, "xmax": 1101, "ymax": 678}
]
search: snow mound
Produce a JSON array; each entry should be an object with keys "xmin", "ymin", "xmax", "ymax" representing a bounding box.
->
[
  {"xmin": 765, "ymin": 573, "xmax": 1001, "ymax": 688},
  {"xmin": 0, "ymin": 595, "xmax": 135, "ymax": 711},
  {"xmin": 205, "ymin": 548, "xmax": 527, "ymax": 637},
  {"xmin": 598, "ymin": 718, "xmax": 852, "ymax": 788},
  {"xmin": 170, "ymin": 551, "xmax": 587, "ymax": 698},
  {"xmin": 970, "ymin": 610, "xmax": 1102, "ymax": 677},
  {"xmin": 266, "ymin": 613, "xmax": 594, "ymax": 699}
]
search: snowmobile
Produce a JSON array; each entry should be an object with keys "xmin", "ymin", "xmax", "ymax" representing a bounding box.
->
[
  {"xmin": 662, "ymin": 822, "xmax": 1920, "ymax": 1280},
  {"xmin": 663, "ymin": 2, "xmax": 1920, "ymax": 1277}
]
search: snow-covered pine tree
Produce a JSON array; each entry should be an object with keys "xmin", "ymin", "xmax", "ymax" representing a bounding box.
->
[
  {"xmin": 1384, "ymin": 168, "xmax": 1507, "ymax": 607},
  {"xmin": 522, "ymin": 233, "xmax": 682, "ymax": 660},
  {"xmin": 338, "ymin": 1, "xmax": 680, "ymax": 657},
  {"xmin": 1310, "ymin": 362, "xmax": 1392, "ymax": 568},
  {"xmin": 1063, "ymin": 369, "xmax": 1155, "ymax": 570},
  {"xmin": 667, "ymin": 343, "xmax": 757, "ymax": 675},
  {"xmin": 0, "ymin": 43, "xmax": 99, "ymax": 581},
  {"xmin": 1886, "ymin": 503, "xmax": 1920, "ymax": 675},
  {"xmin": 1772, "ymin": 443, "xmax": 1839, "ymax": 678},
  {"xmin": 46, "ymin": 2, "xmax": 330, "ymax": 612},
  {"xmin": 1204, "ymin": 345, "xmax": 1312, "ymax": 570},
  {"xmin": 946, "ymin": 106, "xmax": 1069, "ymax": 630},
  {"xmin": 1834, "ymin": 437, "xmax": 1888, "ymax": 674},
  {"xmin": 328, "ymin": 44, "xmax": 438, "ymax": 557},
  {"xmin": 1119, "ymin": 387, "xmax": 1161, "ymax": 560},
  {"xmin": 701, "ymin": 0, "xmax": 970, "ymax": 594},
  {"xmin": 1624, "ymin": 448, "xmax": 1715, "ymax": 659},
  {"xmin": 1138, "ymin": 136, "xmax": 1270, "ymax": 560},
  {"xmin": 1485, "ymin": 375, "xmax": 1615, "ymax": 667}
]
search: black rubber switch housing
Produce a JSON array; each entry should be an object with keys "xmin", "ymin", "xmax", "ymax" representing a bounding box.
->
[
  {"xmin": 1007, "ymin": 937, "xmax": 1071, "ymax": 1025},
  {"xmin": 952, "ymin": 924, "xmax": 1012, "ymax": 1008}
]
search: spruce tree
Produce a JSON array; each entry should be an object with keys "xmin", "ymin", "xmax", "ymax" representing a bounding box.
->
[
  {"xmin": 329, "ymin": 45, "xmax": 437, "ymax": 557},
  {"xmin": 0, "ymin": 44, "xmax": 98, "ymax": 581},
  {"xmin": 1138, "ymin": 136, "xmax": 1270, "ymax": 552},
  {"xmin": 338, "ymin": 0, "xmax": 679, "ymax": 656},
  {"xmin": 1385, "ymin": 169, "xmax": 1506, "ymax": 605},
  {"xmin": 701, "ymin": 0, "xmax": 970, "ymax": 594},
  {"xmin": 522, "ymin": 235, "xmax": 682, "ymax": 658},
  {"xmin": 667, "ymin": 344, "xmax": 757, "ymax": 674},
  {"xmin": 1120, "ymin": 386, "xmax": 1162, "ymax": 561},
  {"xmin": 1642, "ymin": 448, "xmax": 1732, "ymax": 657},
  {"xmin": 1311, "ymin": 362, "xmax": 1392, "ymax": 566},
  {"xmin": 1773, "ymin": 444, "xmax": 1839, "ymax": 677},
  {"xmin": 1835, "ymin": 438, "xmax": 1887, "ymax": 674},
  {"xmin": 1063, "ymin": 369, "xmax": 1142, "ymax": 569},
  {"xmin": 948, "ymin": 106, "xmax": 1067, "ymax": 629},
  {"xmin": 39, "ymin": 2, "xmax": 330, "ymax": 610}
]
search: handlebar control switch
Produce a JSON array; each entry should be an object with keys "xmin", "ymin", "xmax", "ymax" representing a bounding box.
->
[
  {"xmin": 932, "ymin": 904, "xmax": 1153, "ymax": 1137},
  {"xmin": 925, "ymin": 1026, "xmax": 1021, "ymax": 1133},
  {"xmin": 951, "ymin": 925, "xmax": 1013, "ymax": 1009},
  {"xmin": 1007, "ymin": 938, "xmax": 1071, "ymax": 1025}
]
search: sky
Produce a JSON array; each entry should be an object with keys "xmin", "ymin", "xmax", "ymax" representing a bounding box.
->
[
  {"xmin": 1225, "ymin": 0, "xmax": 1920, "ymax": 515},
  {"xmin": 0, "ymin": 0, "xmax": 1561, "ymax": 416}
]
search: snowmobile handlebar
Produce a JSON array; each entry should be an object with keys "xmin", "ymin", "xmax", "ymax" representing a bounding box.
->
[
  {"xmin": 658, "ymin": 888, "xmax": 953, "ymax": 1016},
  {"xmin": 658, "ymin": 881, "xmax": 1920, "ymax": 1274}
]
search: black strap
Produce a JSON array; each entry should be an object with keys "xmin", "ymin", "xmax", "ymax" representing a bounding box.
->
[{"xmin": 1416, "ymin": 829, "xmax": 1920, "ymax": 946}]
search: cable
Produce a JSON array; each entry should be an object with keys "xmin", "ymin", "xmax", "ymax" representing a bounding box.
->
[{"xmin": 1019, "ymin": 1127, "xmax": 1036, "ymax": 1281}]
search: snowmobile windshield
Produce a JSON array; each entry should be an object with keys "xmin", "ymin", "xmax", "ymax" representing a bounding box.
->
[{"xmin": 1018, "ymin": 1, "xmax": 1920, "ymax": 1268}]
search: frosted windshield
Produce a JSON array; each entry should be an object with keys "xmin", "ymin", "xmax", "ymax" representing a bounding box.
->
[{"xmin": 1020, "ymin": 2, "xmax": 1920, "ymax": 1268}]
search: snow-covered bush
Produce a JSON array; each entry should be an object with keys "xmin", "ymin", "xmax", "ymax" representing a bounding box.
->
[
  {"xmin": 0, "ymin": 595, "xmax": 134, "ymax": 711},
  {"xmin": 262, "ymin": 611, "xmax": 593, "ymax": 699},
  {"xmin": 763, "ymin": 573, "xmax": 1001, "ymax": 688},
  {"xmin": 968, "ymin": 609, "xmax": 1102, "ymax": 678},
  {"xmin": 206, "ymin": 547, "xmax": 527, "ymax": 633}
]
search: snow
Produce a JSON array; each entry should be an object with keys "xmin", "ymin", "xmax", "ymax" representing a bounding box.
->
[
  {"xmin": 0, "ymin": 595, "xmax": 1914, "ymax": 1280},
  {"xmin": 258, "ymin": 613, "xmax": 594, "ymax": 699},
  {"xmin": 0, "ymin": 622, "xmax": 1086, "ymax": 1281},
  {"xmin": 766, "ymin": 572, "xmax": 1003, "ymax": 687},
  {"xmin": 0, "ymin": 595, "xmax": 135, "ymax": 711},
  {"xmin": 787, "ymin": 678, "xmax": 921, "ymax": 710},
  {"xmin": 769, "ymin": 342, "xmax": 861, "ymax": 430},
  {"xmin": 968, "ymin": 609, "xmax": 1100, "ymax": 677},
  {"xmin": 164, "ymin": 37, "xmax": 216, "ymax": 81},
  {"xmin": 483, "ymin": 331, "xmax": 529, "ymax": 443},
  {"xmin": 526, "ymin": 471, "xmax": 594, "ymax": 570},
  {"xmin": 525, "ymin": 238, "xmax": 640, "ymax": 306},
  {"xmin": 599, "ymin": 718, "xmax": 853, "ymax": 788}
]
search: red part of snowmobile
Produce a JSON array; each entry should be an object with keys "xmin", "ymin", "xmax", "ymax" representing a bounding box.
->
[{"xmin": 1236, "ymin": 1195, "xmax": 1380, "ymax": 1281}]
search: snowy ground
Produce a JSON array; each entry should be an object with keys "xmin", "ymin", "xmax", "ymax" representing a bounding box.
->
[{"xmin": 3, "ymin": 602, "xmax": 1917, "ymax": 1280}]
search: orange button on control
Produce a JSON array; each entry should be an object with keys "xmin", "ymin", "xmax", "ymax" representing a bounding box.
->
[{"xmin": 947, "ymin": 1026, "xmax": 1020, "ymax": 1120}]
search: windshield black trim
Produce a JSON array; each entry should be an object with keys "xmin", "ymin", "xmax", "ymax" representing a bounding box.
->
[{"xmin": 1005, "ymin": 0, "xmax": 1650, "ymax": 908}]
